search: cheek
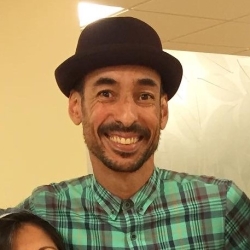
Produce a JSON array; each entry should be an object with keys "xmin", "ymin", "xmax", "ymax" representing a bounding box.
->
[
  {"xmin": 84, "ymin": 104, "xmax": 109, "ymax": 129},
  {"xmin": 145, "ymin": 106, "xmax": 161, "ymax": 120},
  {"xmin": 140, "ymin": 107, "xmax": 161, "ymax": 130}
]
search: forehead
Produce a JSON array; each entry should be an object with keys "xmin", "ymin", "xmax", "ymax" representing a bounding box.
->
[
  {"xmin": 83, "ymin": 65, "xmax": 161, "ymax": 87},
  {"xmin": 13, "ymin": 224, "xmax": 58, "ymax": 250}
]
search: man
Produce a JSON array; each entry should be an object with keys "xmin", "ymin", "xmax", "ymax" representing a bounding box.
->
[{"xmin": 2, "ymin": 17, "xmax": 250, "ymax": 249}]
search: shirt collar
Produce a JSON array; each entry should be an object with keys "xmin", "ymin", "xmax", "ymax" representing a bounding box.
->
[
  {"xmin": 130, "ymin": 167, "xmax": 160, "ymax": 215},
  {"xmin": 92, "ymin": 168, "xmax": 160, "ymax": 219},
  {"xmin": 92, "ymin": 176, "xmax": 121, "ymax": 220}
]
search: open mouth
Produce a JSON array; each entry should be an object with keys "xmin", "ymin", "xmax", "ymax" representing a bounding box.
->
[
  {"xmin": 99, "ymin": 123, "xmax": 149, "ymax": 149},
  {"xmin": 105, "ymin": 134, "xmax": 143, "ymax": 155},
  {"xmin": 109, "ymin": 135, "xmax": 140, "ymax": 145}
]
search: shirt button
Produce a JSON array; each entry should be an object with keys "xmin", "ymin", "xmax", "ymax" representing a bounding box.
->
[
  {"xmin": 123, "ymin": 200, "xmax": 133, "ymax": 210},
  {"xmin": 131, "ymin": 233, "xmax": 137, "ymax": 240},
  {"xmin": 137, "ymin": 206, "xmax": 143, "ymax": 213}
]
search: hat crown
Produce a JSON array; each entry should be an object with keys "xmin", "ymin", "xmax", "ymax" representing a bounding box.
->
[
  {"xmin": 55, "ymin": 16, "xmax": 183, "ymax": 99},
  {"xmin": 76, "ymin": 17, "xmax": 162, "ymax": 54}
]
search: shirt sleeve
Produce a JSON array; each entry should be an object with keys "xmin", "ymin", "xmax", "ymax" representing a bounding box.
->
[
  {"xmin": 17, "ymin": 184, "xmax": 60, "ymax": 212},
  {"xmin": 0, "ymin": 184, "xmax": 59, "ymax": 215},
  {"xmin": 225, "ymin": 182, "xmax": 250, "ymax": 248},
  {"xmin": 16, "ymin": 196, "xmax": 35, "ymax": 210}
]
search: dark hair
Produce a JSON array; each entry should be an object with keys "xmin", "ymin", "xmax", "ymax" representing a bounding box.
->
[{"xmin": 0, "ymin": 211, "xmax": 65, "ymax": 250}]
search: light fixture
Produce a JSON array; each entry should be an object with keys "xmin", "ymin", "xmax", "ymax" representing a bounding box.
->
[{"xmin": 78, "ymin": 2, "xmax": 124, "ymax": 28}]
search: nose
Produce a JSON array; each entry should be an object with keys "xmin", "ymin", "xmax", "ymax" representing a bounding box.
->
[{"xmin": 113, "ymin": 97, "xmax": 138, "ymax": 127}]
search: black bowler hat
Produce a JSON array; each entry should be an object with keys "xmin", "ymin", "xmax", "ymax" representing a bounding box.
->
[{"xmin": 55, "ymin": 17, "xmax": 183, "ymax": 100}]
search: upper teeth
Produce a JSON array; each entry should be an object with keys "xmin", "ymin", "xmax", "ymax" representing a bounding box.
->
[{"xmin": 110, "ymin": 136, "xmax": 138, "ymax": 145}]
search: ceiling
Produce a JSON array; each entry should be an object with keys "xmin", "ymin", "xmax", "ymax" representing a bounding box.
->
[{"xmin": 83, "ymin": 0, "xmax": 250, "ymax": 57}]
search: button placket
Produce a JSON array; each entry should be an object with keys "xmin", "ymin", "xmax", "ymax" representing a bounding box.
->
[{"xmin": 130, "ymin": 233, "xmax": 137, "ymax": 240}]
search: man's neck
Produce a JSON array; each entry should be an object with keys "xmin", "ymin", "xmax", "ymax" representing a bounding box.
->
[{"xmin": 91, "ymin": 158, "xmax": 155, "ymax": 199}]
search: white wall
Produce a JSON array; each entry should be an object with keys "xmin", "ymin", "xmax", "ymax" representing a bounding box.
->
[{"xmin": 156, "ymin": 50, "xmax": 250, "ymax": 197}]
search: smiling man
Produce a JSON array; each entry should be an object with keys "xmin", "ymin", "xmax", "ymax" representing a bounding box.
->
[
  {"xmin": 1, "ymin": 17, "xmax": 250, "ymax": 249},
  {"xmin": 69, "ymin": 65, "xmax": 168, "ymax": 199}
]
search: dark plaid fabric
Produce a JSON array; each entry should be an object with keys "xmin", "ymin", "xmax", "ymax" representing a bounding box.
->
[{"xmin": 10, "ymin": 168, "xmax": 250, "ymax": 249}]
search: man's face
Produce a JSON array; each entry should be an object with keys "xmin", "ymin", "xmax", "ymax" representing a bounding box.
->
[{"xmin": 69, "ymin": 65, "xmax": 168, "ymax": 173}]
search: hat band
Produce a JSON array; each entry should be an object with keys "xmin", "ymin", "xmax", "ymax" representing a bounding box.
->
[{"xmin": 75, "ymin": 43, "xmax": 161, "ymax": 57}]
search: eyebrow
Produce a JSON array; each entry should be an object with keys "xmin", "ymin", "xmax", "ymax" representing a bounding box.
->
[
  {"xmin": 93, "ymin": 77, "xmax": 158, "ymax": 88},
  {"xmin": 137, "ymin": 78, "xmax": 158, "ymax": 88},
  {"xmin": 93, "ymin": 77, "xmax": 117, "ymax": 87}
]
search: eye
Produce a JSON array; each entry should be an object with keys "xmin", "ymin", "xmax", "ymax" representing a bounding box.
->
[
  {"xmin": 96, "ymin": 89, "xmax": 117, "ymax": 102},
  {"xmin": 98, "ymin": 90, "xmax": 112, "ymax": 98},
  {"xmin": 139, "ymin": 93, "xmax": 154, "ymax": 101}
]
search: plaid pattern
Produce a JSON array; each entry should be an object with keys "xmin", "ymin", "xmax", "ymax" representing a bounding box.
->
[{"xmin": 8, "ymin": 168, "xmax": 250, "ymax": 249}]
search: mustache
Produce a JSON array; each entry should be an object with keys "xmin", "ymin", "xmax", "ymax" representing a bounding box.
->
[{"xmin": 98, "ymin": 122, "xmax": 151, "ymax": 139}]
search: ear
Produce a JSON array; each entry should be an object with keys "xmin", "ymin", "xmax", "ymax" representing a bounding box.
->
[
  {"xmin": 160, "ymin": 95, "xmax": 168, "ymax": 130},
  {"xmin": 68, "ymin": 91, "xmax": 82, "ymax": 125}
]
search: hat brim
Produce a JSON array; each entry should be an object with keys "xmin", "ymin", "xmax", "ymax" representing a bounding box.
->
[{"xmin": 55, "ymin": 45, "xmax": 183, "ymax": 100}]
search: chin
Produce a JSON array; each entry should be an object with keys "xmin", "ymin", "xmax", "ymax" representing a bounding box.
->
[{"xmin": 103, "ymin": 157, "xmax": 146, "ymax": 173}]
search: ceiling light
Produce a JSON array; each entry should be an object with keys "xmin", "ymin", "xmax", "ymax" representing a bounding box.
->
[{"xmin": 78, "ymin": 2, "xmax": 124, "ymax": 27}]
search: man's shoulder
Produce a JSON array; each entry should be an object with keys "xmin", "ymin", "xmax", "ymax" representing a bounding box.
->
[
  {"xmin": 0, "ymin": 175, "xmax": 94, "ymax": 213},
  {"xmin": 156, "ymin": 168, "xmax": 240, "ymax": 207},
  {"xmin": 30, "ymin": 174, "xmax": 94, "ymax": 199},
  {"xmin": 158, "ymin": 168, "xmax": 232, "ymax": 189}
]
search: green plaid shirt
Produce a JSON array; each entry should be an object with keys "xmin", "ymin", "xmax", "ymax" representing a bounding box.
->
[{"xmin": 11, "ymin": 168, "xmax": 250, "ymax": 249}]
